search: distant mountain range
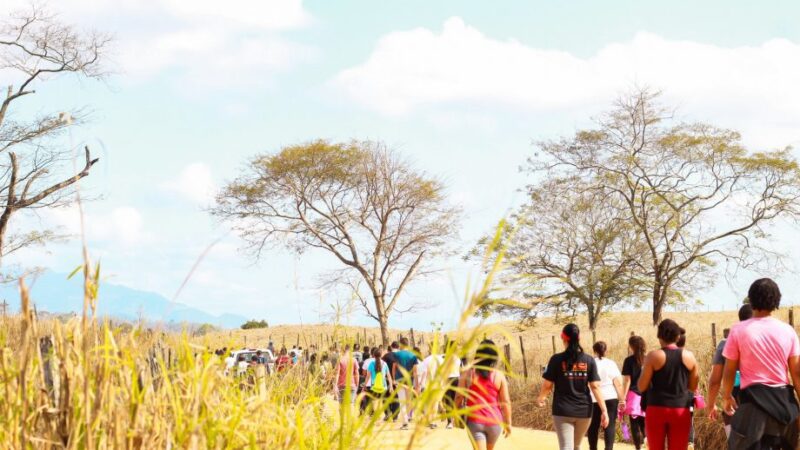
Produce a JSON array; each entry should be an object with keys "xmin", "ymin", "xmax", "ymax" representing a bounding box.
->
[{"xmin": 0, "ymin": 271, "xmax": 246, "ymax": 328}]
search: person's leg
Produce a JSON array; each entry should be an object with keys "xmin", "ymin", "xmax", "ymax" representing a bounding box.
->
[
  {"xmin": 484, "ymin": 425, "xmax": 502, "ymax": 450},
  {"xmin": 445, "ymin": 377, "xmax": 459, "ymax": 427},
  {"xmin": 604, "ymin": 399, "xmax": 619, "ymax": 450},
  {"xmin": 665, "ymin": 407, "xmax": 691, "ymax": 450},
  {"xmin": 553, "ymin": 416, "xmax": 576, "ymax": 450},
  {"xmin": 467, "ymin": 421, "xmax": 488, "ymax": 450},
  {"xmin": 645, "ymin": 406, "xmax": 667, "ymax": 450},
  {"xmin": 630, "ymin": 416, "xmax": 645, "ymax": 450},
  {"xmin": 397, "ymin": 384, "xmax": 410, "ymax": 427},
  {"xmin": 573, "ymin": 417, "xmax": 592, "ymax": 450},
  {"xmin": 390, "ymin": 383, "xmax": 400, "ymax": 420},
  {"xmin": 587, "ymin": 403, "xmax": 602, "ymax": 450}
]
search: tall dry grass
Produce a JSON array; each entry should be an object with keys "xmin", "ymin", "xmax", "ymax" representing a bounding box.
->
[{"xmin": 0, "ymin": 222, "xmax": 520, "ymax": 449}]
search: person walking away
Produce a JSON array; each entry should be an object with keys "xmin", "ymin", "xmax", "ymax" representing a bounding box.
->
[
  {"xmin": 383, "ymin": 341, "xmax": 401, "ymax": 420},
  {"xmin": 392, "ymin": 337, "xmax": 419, "ymax": 430},
  {"xmin": 638, "ymin": 319, "xmax": 699, "ymax": 450},
  {"xmin": 353, "ymin": 343, "xmax": 363, "ymax": 365},
  {"xmin": 621, "ymin": 336, "xmax": 647, "ymax": 450},
  {"xmin": 418, "ymin": 348, "xmax": 445, "ymax": 429},
  {"xmin": 443, "ymin": 339, "xmax": 463, "ymax": 429},
  {"xmin": 276, "ymin": 348, "xmax": 291, "ymax": 373},
  {"xmin": 536, "ymin": 323, "xmax": 609, "ymax": 450},
  {"xmin": 360, "ymin": 346, "xmax": 376, "ymax": 413},
  {"xmin": 588, "ymin": 341, "xmax": 625, "ymax": 450},
  {"xmin": 365, "ymin": 347, "xmax": 394, "ymax": 420},
  {"xmin": 707, "ymin": 304, "xmax": 753, "ymax": 437},
  {"xmin": 224, "ymin": 350, "xmax": 236, "ymax": 376},
  {"xmin": 722, "ymin": 278, "xmax": 800, "ymax": 449},
  {"xmin": 336, "ymin": 344, "xmax": 360, "ymax": 411},
  {"xmin": 455, "ymin": 340, "xmax": 511, "ymax": 450}
]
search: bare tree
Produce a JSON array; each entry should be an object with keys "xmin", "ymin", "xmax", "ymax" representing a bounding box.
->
[
  {"xmin": 213, "ymin": 140, "xmax": 460, "ymax": 344},
  {"xmin": 0, "ymin": 6, "xmax": 109, "ymax": 267},
  {"xmin": 532, "ymin": 89, "xmax": 800, "ymax": 324},
  {"xmin": 476, "ymin": 177, "xmax": 649, "ymax": 330}
]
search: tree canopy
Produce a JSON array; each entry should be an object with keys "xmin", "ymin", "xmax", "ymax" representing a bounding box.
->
[
  {"xmin": 214, "ymin": 140, "xmax": 460, "ymax": 344},
  {"xmin": 530, "ymin": 89, "xmax": 800, "ymax": 324}
]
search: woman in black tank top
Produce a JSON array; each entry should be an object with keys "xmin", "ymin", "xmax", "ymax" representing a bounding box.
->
[{"xmin": 637, "ymin": 319, "xmax": 699, "ymax": 450}]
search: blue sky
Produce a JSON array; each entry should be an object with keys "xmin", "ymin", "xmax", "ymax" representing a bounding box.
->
[{"xmin": 2, "ymin": 0, "xmax": 800, "ymax": 330}]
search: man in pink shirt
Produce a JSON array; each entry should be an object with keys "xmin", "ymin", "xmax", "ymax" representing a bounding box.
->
[
  {"xmin": 722, "ymin": 278, "xmax": 800, "ymax": 449},
  {"xmin": 336, "ymin": 344, "xmax": 360, "ymax": 408}
]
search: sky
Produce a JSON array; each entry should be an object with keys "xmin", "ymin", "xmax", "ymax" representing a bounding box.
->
[{"xmin": 1, "ymin": 0, "xmax": 800, "ymax": 331}]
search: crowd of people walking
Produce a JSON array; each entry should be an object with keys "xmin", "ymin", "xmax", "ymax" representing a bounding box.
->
[{"xmin": 219, "ymin": 277, "xmax": 800, "ymax": 450}]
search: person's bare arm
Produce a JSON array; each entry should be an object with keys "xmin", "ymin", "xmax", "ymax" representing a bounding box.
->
[
  {"xmin": 638, "ymin": 353, "xmax": 655, "ymax": 394},
  {"xmin": 622, "ymin": 375, "xmax": 631, "ymax": 397},
  {"xmin": 686, "ymin": 351, "xmax": 700, "ymax": 392},
  {"xmin": 589, "ymin": 381, "xmax": 610, "ymax": 428},
  {"xmin": 536, "ymin": 380, "xmax": 554, "ymax": 407},
  {"xmin": 707, "ymin": 363, "xmax": 724, "ymax": 420},
  {"xmin": 613, "ymin": 376, "xmax": 626, "ymax": 411},
  {"xmin": 721, "ymin": 359, "xmax": 739, "ymax": 415},
  {"xmin": 498, "ymin": 373, "xmax": 512, "ymax": 437}
]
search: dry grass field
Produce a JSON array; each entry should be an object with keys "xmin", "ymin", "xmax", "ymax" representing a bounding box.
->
[
  {"xmin": 3, "ymin": 271, "xmax": 794, "ymax": 450},
  {"xmin": 200, "ymin": 308, "xmax": 797, "ymax": 450}
]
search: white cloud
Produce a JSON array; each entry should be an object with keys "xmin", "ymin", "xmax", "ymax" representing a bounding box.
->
[
  {"xmin": 0, "ymin": 0, "xmax": 314, "ymax": 88},
  {"xmin": 33, "ymin": 205, "xmax": 146, "ymax": 246},
  {"xmin": 333, "ymin": 18, "xmax": 800, "ymax": 141},
  {"xmin": 161, "ymin": 162, "xmax": 216, "ymax": 205}
]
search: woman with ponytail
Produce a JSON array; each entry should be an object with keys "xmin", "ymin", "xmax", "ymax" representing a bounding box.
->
[
  {"xmin": 455, "ymin": 340, "xmax": 512, "ymax": 450},
  {"xmin": 638, "ymin": 319, "xmax": 699, "ymax": 450},
  {"xmin": 537, "ymin": 324, "xmax": 609, "ymax": 450},
  {"xmin": 621, "ymin": 336, "xmax": 647, "ymax": 450}
]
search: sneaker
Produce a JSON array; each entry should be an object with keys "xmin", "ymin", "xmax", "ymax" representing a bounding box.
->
[
  {"xmin": 429, "ymin": 423, "xmax": 438, "ymax": 429},
  {"xmin": 446, "ymin": 422, "xmax": 453, "ymax": 429},
  {"xmin": 400, "ymin": 424, "xmax": 409, "ymax": 431}
]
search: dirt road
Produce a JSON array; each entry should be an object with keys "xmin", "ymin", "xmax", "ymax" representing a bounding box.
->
[{"xmin": 376, "ymin": 425, "xmax": 636, "ymax": 449}]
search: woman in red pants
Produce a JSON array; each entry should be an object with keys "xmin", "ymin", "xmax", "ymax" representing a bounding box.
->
[{"xmin": 638, "ymin": 319, "xmax": 699, "ymax": 450}]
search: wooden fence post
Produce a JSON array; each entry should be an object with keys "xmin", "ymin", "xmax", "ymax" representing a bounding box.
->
[
  {"xmin": 503, "ymin": 344, "xmax": 512, "ymax": 372},
  {"xmin": 790, "ymin": 308, "xmax": 795, "ymax": 327},
  {"xmin": 551, "ymin": 335, "xmax": 556, "ymax": 354},
  {"xmin": 592, "ymin": 330, "xmax": 596, "ymax": 344},
  {"xmin": 519, "ymin": 335, "xmax": 529, "ymax": 379},
  {"xmin": 410, "ymin": 328, "xmax": 416, "ymax": 347},
  {"xmin": 711, "ymin": 323, "xmax": 717, "ymax": 348}
]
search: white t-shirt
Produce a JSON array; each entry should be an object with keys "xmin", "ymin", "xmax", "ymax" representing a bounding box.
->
[
  {"xmin": 591, "ymin": 357, "xmax": 621, "ymax": 403},
  {"xmin": 447, "ymin": 356, "xmax": 462, "ymax": 379},
  {"xmin": 418, "ymin": 354, "xmax": 444, "ymax": 387},
  {"xmin": 362, "ymin": 358, "xmax": 375, "ymax": 386}
]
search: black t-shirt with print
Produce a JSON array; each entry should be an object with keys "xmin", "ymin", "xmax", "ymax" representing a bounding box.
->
[
  {"xmin": 621, "ymin": 355, "xmax": 643, "ymax": 395},
  {"xmin": 543, "ymin": 351, "xmax": 600, "ymax": 418}
]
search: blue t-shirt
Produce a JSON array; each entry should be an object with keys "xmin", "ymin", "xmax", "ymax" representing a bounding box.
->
[{"xmin": 393, "ymin": 350, "xmax": 418, "ymax": 382}]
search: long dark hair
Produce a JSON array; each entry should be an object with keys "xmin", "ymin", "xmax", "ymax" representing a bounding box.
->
[
  {"xmin": 475, "ymin": 339, "xmax": 499, "ymax": 379},
  {"xmin": 562, "ymin": 324, "xmax": 583, "ymax": 370},
  {"xmin": 372, "ymin": 347, "xmax": 382, "ymax": 372},
  {"xmin": 629, "ymin": 336, "xmax": 646, "ymax": 367}
]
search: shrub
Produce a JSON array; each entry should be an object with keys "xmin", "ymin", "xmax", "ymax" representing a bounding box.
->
[{"xmin": 241, "ymin": 319, "xmax": 269, "ymax": 330}]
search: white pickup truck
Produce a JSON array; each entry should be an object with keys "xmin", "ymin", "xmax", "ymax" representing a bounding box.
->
[{"xmin": 225, "ymin": 348, "xmax": 275, "ymax": 374}]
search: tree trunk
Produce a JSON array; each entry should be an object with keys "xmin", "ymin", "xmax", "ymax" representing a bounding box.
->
[
  {"xmin": 652, "ymin": 282, "xmax": 666, "ymax": 325},
  {"xmin": 0, "ymin": 207, "xmax": 13, "ymax": 265},
  {"xmin": 587, "ymin": 303, "xmax": 598, "ymax": 331},
  {"xmin": 377, "ymin": 311, "xmax": 390, "ymax": 346}
]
